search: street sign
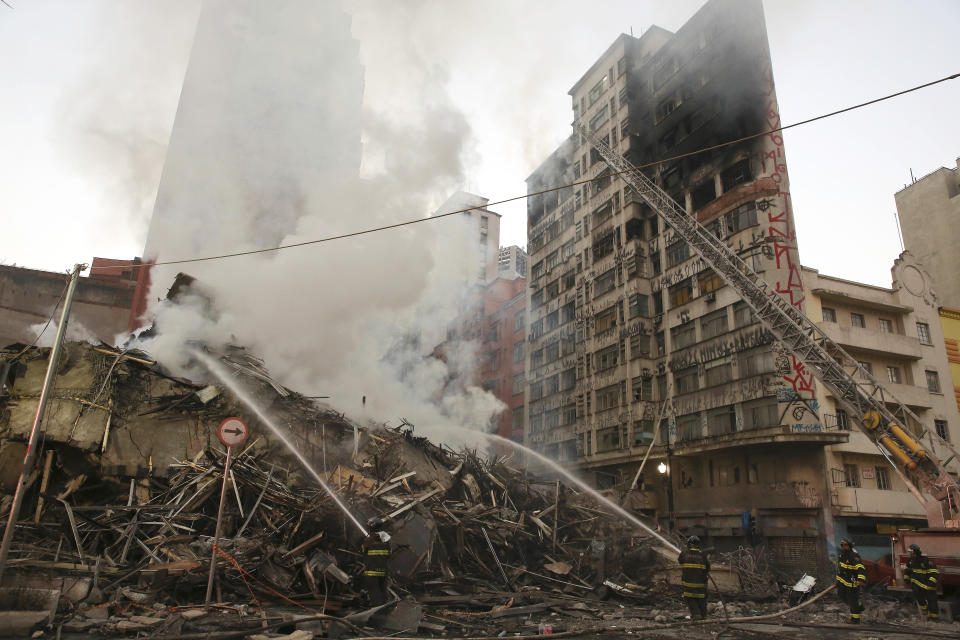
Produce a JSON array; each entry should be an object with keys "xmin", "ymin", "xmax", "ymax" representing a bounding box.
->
[{"xmin": 217, "ymin": 417, "xmax": 249, "ymax": 448}]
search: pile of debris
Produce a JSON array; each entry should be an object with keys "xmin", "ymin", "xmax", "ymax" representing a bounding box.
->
[{"xmin": 0, "ymin": 342, "xmax": 679, "ymax": 638}]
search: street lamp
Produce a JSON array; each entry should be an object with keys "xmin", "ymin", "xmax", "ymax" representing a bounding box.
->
[{"xmin": 658, "ymin": 449, "xmax": 675, "ymax": 530}]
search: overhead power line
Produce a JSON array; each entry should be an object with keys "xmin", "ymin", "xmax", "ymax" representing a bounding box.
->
[{"xmin": 112, "ymin": 71, "xmax": 958, "ymax": 271}]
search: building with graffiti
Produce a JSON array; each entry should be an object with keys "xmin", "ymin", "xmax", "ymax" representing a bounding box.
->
[
  {"xmin": 523, "ymin": 0, "xmax": 846, "ymax": 576},
  {"xmin": 803, "ymin": 253, "xmax": 960, "ymax": 562}
]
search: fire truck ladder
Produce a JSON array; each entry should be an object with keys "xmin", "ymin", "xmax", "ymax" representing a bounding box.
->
[{"xmin": 586, "ymin": 129, "xmax": 960, "ymax": 527}]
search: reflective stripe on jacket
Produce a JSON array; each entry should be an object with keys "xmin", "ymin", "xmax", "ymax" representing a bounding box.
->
[
  {"xmin": 362, "ymin": 537, "xmax": 391, "ymax": 574},
  {"xmin": 678, "ymin": 547, "xmax": 710, "ymax": 599},
  {"xmin": 905, "ymin": 554, "xmax": 938, "ymax": 591},
  {"xmin": 836, "ymin": 549, "xmax": 866, "ymax": 588}
]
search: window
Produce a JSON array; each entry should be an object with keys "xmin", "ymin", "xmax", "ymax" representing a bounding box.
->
[
  {"xmin": 926, "ymin": 369, "xmax": 942, "ymax": 393},
  {"xmin": 513, "ymin": 341, "xmax": 525, "ymax": 363},
  {"xmin": 851, "ymin": 313, "xmax": 865, "ymax": 328},
  {"xmin": 675, "ymin": 367, "xmax": 699, "ymax": 394},
  {"xmin": 734, "ymin": 301, "xmax": 756, "ymax": 328},
  {"xmin": 512, "ymin": 373, "xmax": 525, "ymax": 395},
  {"xmin": 588, "ymin": 75, "xmax": 609, "ymax": 106},
  {"xmin": 628, "ymin": 293, "xmax": 649, "ymax": 318},
  {"xmin": 935, "ymin": 419, "xmax": 949, "ymax": 442},
  {"xmin": 698, "ymin": 269, "xmax": 724, "ymax": 295},
  {"xmin": 822, "ymin": 307, "xmax": 837, "ymax": 323},
  {"xmin": 917, "ymin": 322, "xmax": 932, "ymax": 345},
  {"xmin": 671, "ymin": 321, "xmax": 697, "ymax": 350},
  {"xmin": 629, "ymin": 333, "xmax": 650, "ymax": 358},
  {"xmin": 739, "ymin": 348, "xmax": 774, "ymax": 376},
  {"xmin": 858, "ymin": 361, "xmax": 873, "ymax": 376},
  {"xmin": 589, "ymin": 105, "xmax": 610, "ymax": 132},
  {"xmin": 545, "ymin": 374, "xmax": 560, "ymax": 396},
  {"xmin": 836, "ymin": 409, "xmax": 849, "ymax": 431},
  {"xmin": 700, "ymin": 309, "xmax": 729, "ymax": 340},
  {"xmin": 596, "ymin": 383, "xmax": 621, "ymax": 411},
  {"xmin": 666, "ymin": 240, "xmax": 690, "ymax": 267},
  {"xmin": 594, "ymin": 268, "xmax": 616, "ymax": 297},
  {"xmin": 560, "ymin": 368, "xmax": 576, "ymax": 391},
  {"xmin": 596, "ymin": 426, "xmax": 623, "ymax": 452},
  {"xmin": 676, "ymin": 413, "xmax": 702, "ymax": 442},
  {"xmin": 593, "ymin": 229, "xmax": 615, "ymax": 260},
  {"xmin": 595, "ymin": 306, "xmax": 617, "ymax": 333},
  {"xmin": 743, "ymin": 398, "xmax": 778, "ymax": 430},
  {"xmin": 546, "ymin": 310, "xmax": 560, "ymax": 331},
  {"xmin": 514, "ymin": 310, "xmax": 525, "ymax": 331},
  {"xmin": 875, "ymin": 466, "xmax": 891, "ymax": 491},
  {"xmin": 691, "ymin": 180, "xmax": 716, "ymax": 210},
  {"xmin": 721, "ymin": 159, "xmax": 752, "ymax": 191},
  {"xmin": 669, "ymin": 278, "xmax": 694, "ymax": 307},
  {"xmin": 480, "ymin": 216, "xmax": 489, "ymax": 230},
  {"xmin": 887, "ymin": 366, "xmax": 902, "ymax": 384},
  {"xmin": 633, "ymin": 420, "xmax": 654, "ymax": 446},
  {"xmin": 512, "ymin": 406, "xmax": 524, "ymax": 431},
  {"xmin": 878, "ymin": 318, "xmax": 892, "ymax": 333},
  {"xmin": 704, "ymin": 360, "xmax": 733, "ymax": 386},
  {"xmin": 595, "ymin": 344, "xmax": 619, "ymax": 371},
  {"xmin": 632, "ymin": 376, "xmax": 653, "ymax": 402},
  {"xmin": 707, "ymin": 405, "xmax": 737, "ymax": 436},
  {"xmin": 844, "ymin": 463, "xmax": 861, "ymax": 488}
]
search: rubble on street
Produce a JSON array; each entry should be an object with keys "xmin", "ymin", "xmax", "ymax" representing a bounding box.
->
[{"xmin": 1, "ymin": 343, "xmax": 957, "ymax": 638}]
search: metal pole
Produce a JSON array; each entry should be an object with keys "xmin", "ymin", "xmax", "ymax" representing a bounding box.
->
[
  {"xmin": 0, "ymin": 263, "xmax": 85, "ymax": 584},
  {"xmin": 206, "ymin": 445, "xmax": 233, "ymax": 603}
]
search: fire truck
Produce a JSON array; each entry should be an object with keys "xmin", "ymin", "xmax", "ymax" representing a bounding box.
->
[{"xmin": 585, "ymin": 129, "xmax": 960, "ymax": 614}]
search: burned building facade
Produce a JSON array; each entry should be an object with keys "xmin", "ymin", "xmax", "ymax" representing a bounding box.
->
[{"xmin": 524, "ymin": 0, "xmax": 845, "ymax": 572}]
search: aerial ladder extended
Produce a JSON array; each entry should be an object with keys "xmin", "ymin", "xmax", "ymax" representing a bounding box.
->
[{"xmin": 584, "ymin": 128, "xmax": 960, "ymax": 529}]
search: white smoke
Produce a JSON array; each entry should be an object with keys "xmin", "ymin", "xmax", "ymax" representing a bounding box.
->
[{"xmin": 133, "ymin": 0, "xmax": 506, "ymax": 440}]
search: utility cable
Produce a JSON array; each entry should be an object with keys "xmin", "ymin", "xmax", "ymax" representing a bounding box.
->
[
  {"xmin": 5, "ymin": 277, "xmax": 71, "ymax": 363},
  {"xmin": 106, "ymin": 71, "xmax": 958, "ymax": 271}
]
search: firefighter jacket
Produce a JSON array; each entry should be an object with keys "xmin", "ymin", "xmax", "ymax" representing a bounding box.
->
[
  {"xmin": 362, "ymin": 536, "xmax": 391, "ymax": 577},
  {"xmin": 905, "ymin": 554, "xmax": 939, "ymax": 591},
  {"xmin": 678, "ymin": 547, "xmax": 710, "ymax": 598},
  {"xmin": 835, "ymin": 548, "xmax": 866, "ymax": 589}
]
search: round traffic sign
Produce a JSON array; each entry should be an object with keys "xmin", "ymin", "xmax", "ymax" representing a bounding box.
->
[{"xmin": 218, "ymin": 417, "xmax": 250, "ymax": 448}]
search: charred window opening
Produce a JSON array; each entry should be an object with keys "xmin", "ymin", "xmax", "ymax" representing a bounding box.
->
[
  {"xmin": 593, "ymin": 230, "xmax": 616, "ymax": 261},
  {"xmin": 593, "ymin": 200, "xmax": 614, "ymax": 227},
  {"xmin": 625, "ymin": 216, "xmax": 644, "ymax": 241},
  {"xmin": 591, "ymin": 168, "xmax": 612, "ymax": 195},
  {"xmin": 691, "ymin": 180, "xmax": 717, "ymax": 210},
  {"xmin": 721, "ymin": 159, "xmax": 753, "ymax": 191},
  {"xmin": 656, "ymin": 92, "xmax": 683, "ymax": 122}
]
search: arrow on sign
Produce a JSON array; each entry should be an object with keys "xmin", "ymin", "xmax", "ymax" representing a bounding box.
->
[{"xmin": 224, "ymin": 427, "xmax": 244, "ymax": 436}]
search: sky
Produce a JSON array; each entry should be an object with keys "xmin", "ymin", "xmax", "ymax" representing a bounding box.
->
[{"xmin": 1, "ymin": 0, "xmax": 958, "ymax": 288}]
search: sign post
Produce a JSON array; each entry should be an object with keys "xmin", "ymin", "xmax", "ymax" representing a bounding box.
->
[{"xmin": 206, "ymin": 417, "xmax": 250, "ymax": 603}]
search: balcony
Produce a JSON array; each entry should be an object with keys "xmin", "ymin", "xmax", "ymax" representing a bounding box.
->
[
  {"xmin": 831, "ymin": 487, "xmax": 925, "ymax": 518},
  {"xmin": 671, "ymin": 424, "xmax": 849, "ymax": 455},
  {"xmin": 816, "ymin": 322, "xmax": 921, "ymax": 359}
]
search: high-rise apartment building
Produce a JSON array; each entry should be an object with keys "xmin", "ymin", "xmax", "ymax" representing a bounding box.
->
[
  {"xmin": 895, "ymin": 157, "xmax": 960, "ymax": 309},
  {"xmin": 524, "ymin": 0, "xmax": 846, "ymax": 572}
]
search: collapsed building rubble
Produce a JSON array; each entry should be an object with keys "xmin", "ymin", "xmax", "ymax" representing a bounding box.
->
[{"xmin": 0, "ymin": 343, "xmax": 955, "ymax": 639}]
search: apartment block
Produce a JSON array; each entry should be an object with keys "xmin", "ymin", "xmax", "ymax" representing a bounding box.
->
[
  {"xmin": 435, "ymin": 191, "xmax": 503, "ymax": 284},
  {"xmin": 524, "ymin": 0, "xmax": 845, "ymax": 575},
  {"xmin": 803, "ymin": 253, "xmax": 960, "ymax": 561},
  {"xmin": 498, "ymin": 245, "xmax": 528, "ymax": 281},
  {"xmin": 436, "ymin": 276, "xmax": 526, "ymax": 442},
  {"xmin": 895, "ymin": 157, "xmax": 960, "ymax": 309}
]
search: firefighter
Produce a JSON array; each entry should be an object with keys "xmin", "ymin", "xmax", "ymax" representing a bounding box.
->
[
  {"xmin": 678, "ymin": 535, "xmax": 710, "ymax": 619},
  {"xmin": 361, "ymin": 525, "xmax": 392, "ymax": 606},
  {"xmin": 835, "ymin": 537, "xmax": 867, "ymax": 624},
  {"xmin": 905, "ymin": 543, "xmax": 939, "ymax": 620}
]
